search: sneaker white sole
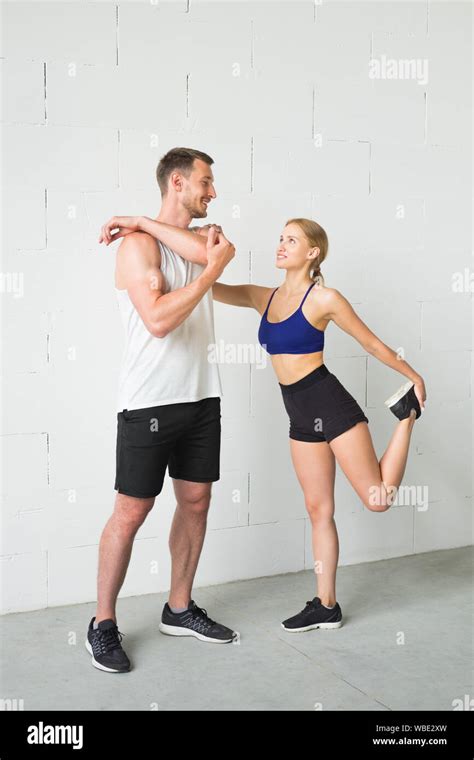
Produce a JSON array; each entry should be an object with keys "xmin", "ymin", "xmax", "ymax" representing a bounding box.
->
[
  {"xmin": 158, "ymin": 622, "xmax": 235, "ymax": 643},
  {"xmin": 281, "ymin": 620, "xmax": 343, "ymax": 633},
  {"xmin": 84, "ymin": 638, "xmax": 129, "ymax": 673},
  {"xmin": 384, "ymin": 381, "xmax": 414, "ymax": 408}
]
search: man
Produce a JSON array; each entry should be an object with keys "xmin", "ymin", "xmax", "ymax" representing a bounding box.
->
[{"xmin": 85, "ymin": 148, "xmax": 237, "ymax": 673}]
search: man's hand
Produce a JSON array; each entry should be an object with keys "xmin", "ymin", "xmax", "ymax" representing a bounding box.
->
[
  {"xmin": 99, "ymin": 216, "xmax": 142, "ymax": 245},
  {"xmin": 191, "ymin": 223, "xmax": 223, "ymax": 237},
  {"xmin": 205, "ymin": 226, "xmax": 235, "ymax": 278}
]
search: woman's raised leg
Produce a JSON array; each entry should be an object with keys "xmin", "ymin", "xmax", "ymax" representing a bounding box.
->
[{"xmin": 328, "ymin": 414, "xmax": 417, "ymax": 512}]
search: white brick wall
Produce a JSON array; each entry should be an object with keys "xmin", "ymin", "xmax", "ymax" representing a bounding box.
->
[{"xmin": 1, "ymin": 0, "xmax": 472, "ymax": 614}]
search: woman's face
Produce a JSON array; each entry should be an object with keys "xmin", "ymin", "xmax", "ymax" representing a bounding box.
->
[{"xmin": 275, "ymin": 224, "xmax": 317, "ymax": 272}]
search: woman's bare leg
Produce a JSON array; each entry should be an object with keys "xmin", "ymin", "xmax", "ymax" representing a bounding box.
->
[
  {"xmin": 290, "ymin": 439, "xmax": 338, "ymax": 606},
  {"xmin": 328, "ymin": 414, "xmax": 417, "ymax": 511},
  {"xmin": 379, "ymin": 410, "xmax": 417, "ymax": 486}
]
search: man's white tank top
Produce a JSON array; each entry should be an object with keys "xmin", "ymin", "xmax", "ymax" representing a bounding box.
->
[{"xmin": 115, "ymin": 240, "xmax": 222, "ymax": 412}]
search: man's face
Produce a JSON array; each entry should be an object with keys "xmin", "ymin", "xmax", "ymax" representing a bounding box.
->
[{"xmin": 180, "ymin": 159, "xmax": 217, "ymax": 219}]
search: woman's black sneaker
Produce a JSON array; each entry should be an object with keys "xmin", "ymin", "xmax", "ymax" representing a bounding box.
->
[
  {"xmin": 281, "ymin": 597, "xmax": 343, "ymax": 632},
  {"xmin": 384, "ymin": 381, "xmax": 422, "ymax": 420},
  {"xmin": 85, "ymin": 617, "xmax": 131, "ymax": 672},
  {"xmin": 159, "ymin": 600, "xmax": 237, "ymax": 643}
]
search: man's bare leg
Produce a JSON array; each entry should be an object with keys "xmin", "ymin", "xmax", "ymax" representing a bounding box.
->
[
  {"xmin": 168, "ymin": 480, "xmax": 211, "ymax": 608},
  {"xmin": 95, "ymin": 492, "xmax": 155, "ymax": 623}
]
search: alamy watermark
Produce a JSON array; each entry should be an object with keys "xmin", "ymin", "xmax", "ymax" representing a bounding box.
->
[
  {"xmin": 370, "ymin": 484, "xmax": 429, "ymax": 511},
  {"xmin": 369, "ymin": 55, "xmax": 429, "ymax": 86},
  {"xmin": 208, "ymin": 340, "xmax": 267, "ymax": 368},
  {"xmin": 27, "ymin": 722, "xmax": 83, "ymax": 750},
  {"xmin": 0, "ymin": 272, "xmax": 24, "ymax": 298}
]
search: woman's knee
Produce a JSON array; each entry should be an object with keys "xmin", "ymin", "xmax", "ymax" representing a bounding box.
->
[
  {"xmin": 363, "ymin": 482, "xmax": 396, "ymax": 512},
  {"xmin": 305, "ymin": 499, "xmax": 335, "ymax": 522}
]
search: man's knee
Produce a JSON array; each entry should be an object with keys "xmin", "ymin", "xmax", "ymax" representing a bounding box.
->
[
  {"xmin": 113, "ymin": 492, "xmax": 155, "ymax": 529},
  {"xmin": 177, "ymin": 485, "xmax": 211, "ymax": 515}
]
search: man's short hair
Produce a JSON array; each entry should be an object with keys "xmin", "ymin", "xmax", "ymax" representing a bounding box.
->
[{"xmin": 156, "ymin": 147, "xmax": 214, "ymax": 196}]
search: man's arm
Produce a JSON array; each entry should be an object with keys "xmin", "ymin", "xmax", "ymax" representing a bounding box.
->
[
  {"xmin": 119, "ymin": 228, "xmax": 235, "ymax": 337},
  {"xmin": 100, "ymin": 215, "xmax": 208, "ymax": 266}
]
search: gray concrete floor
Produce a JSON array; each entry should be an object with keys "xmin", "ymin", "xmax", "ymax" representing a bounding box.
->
[{"xmin": 1, "ymin": 547, "xmax": 472, "ymax": 711}]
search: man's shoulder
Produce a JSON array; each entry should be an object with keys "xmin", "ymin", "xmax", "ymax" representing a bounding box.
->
[
  {"xmin": 115, "ymin": 234, "xmax": 162, "ymax": 291},
  {"xmin": 118, "ymin": 231, "xmax": 159, "ymax": 252},
  {"xmin": 117, "ymin": 232, "xmax": 161, "ymax": 265}
]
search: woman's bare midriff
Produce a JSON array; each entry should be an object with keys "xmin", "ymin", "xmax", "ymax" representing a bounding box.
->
[{"xmin": 270, "ymin": 350, "xmax": 326, "ymax": 385}]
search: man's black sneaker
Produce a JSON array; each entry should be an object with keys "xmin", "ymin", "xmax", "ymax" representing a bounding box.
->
[
  {"xmin": 85, "ymin": 617, "xmax": 131, "ymax": 672},
  {"xmin": 159, "ymin": 600, "xmax": 237, "ymax": 643},
  {"xmin": 281, "ymin": 597, "xmax": 343, "ymax": 633},
  {"xmin": 384, "ymin": 381, "xmax": 422, "ymax": 420}
]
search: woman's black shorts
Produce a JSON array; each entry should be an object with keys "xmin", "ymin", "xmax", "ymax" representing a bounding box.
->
[{"xmin": 279, "ymin": 364, "xmax": 369, "ymax": 443}]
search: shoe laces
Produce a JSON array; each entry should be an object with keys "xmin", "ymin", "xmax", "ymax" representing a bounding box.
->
[
  {"xmin": 190, "ymin": 603, "xmax": 216, "ymax": 629},
  {"xmin": 96, "ymin": 625, "xmax": 125, "ymax": 653}
]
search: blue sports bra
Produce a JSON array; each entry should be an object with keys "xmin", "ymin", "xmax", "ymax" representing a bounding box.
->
[{"xmin": 258, "ymin": 282, "xmax": 325, "ymax": 355}]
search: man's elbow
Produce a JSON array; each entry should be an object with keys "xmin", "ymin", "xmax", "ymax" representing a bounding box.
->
[{"xmin": 149, "ymin": 321, "xmax": 169, "ymax": 339}]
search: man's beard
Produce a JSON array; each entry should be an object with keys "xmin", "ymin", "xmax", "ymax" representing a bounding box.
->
[
  {"xmin": 183, "ymin": 197, "xmax": 207, "ymax": 220},
  {"xmin": 191, "ymin": 207, "xmax": 207, "ymax": 219}
]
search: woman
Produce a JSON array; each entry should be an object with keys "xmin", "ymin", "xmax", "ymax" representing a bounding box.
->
[
  {"xmin": 211, "ymin": 216, "xmax": 426, "ymax": 633},
  {"xmin": 100, "ymin": 214, "xmax": 427, "ymax": 633}
]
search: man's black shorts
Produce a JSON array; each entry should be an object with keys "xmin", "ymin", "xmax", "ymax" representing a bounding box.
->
[{"xmin": 114, "ymin": 397, "xmax": 221, "ymax": 499}]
